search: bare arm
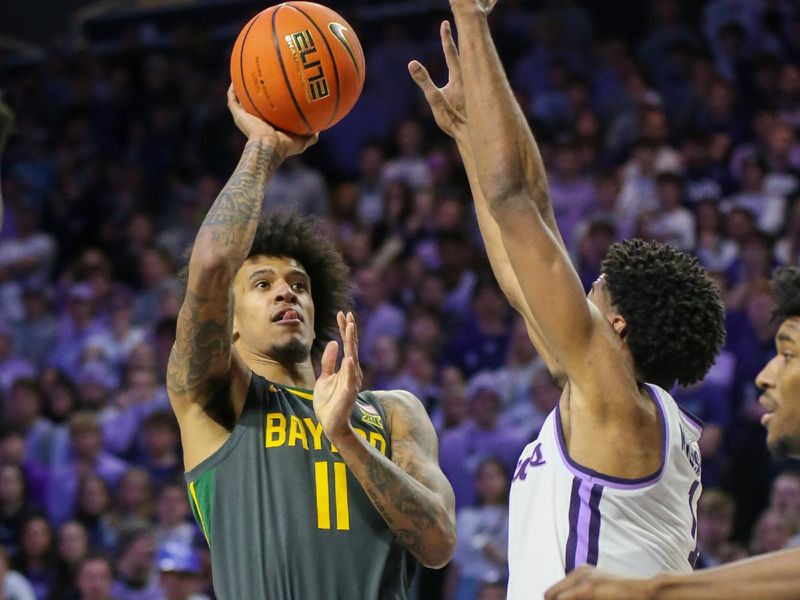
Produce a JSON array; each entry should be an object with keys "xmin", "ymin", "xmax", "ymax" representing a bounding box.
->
[
  {"xmin": 449, "ymin": 3, "xmax": 600, "ymax": 382},
  {"xmin": 167, "ymin": 86, "xmax": 316, "ymax": 418},
  {"xmin": 313, "ymin": 313, "xmax": 456, "ymax": 568},
  {"xmin": 545, "ymin": 551, "xmax": 800, "ymax": 600},
  {"xmin": 409, "ymin": 22, "xmax": 564, "ymax": 378},
  {"xmin": 449, "ymin": 4, "xmax": 663, "ymax": 481},
  {"xmin": 460, "ymin": 140, "xmax": 565, "ymax": 379},
  {"xmin": 450, "ymin": 2, "xmax": 599, "ymax": 375}
]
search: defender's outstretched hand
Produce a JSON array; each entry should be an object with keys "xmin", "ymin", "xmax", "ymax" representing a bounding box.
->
[
  {"xmin": 314, "ymin": 311, "xmax": 364, "ymax": 441},
  {"xmin": 227, "ymin": 84, "xmax": 317, "ymax": 157},
  {"xmin": 409, "ymin": 21, "xmax": 466, "ymax": 142}
]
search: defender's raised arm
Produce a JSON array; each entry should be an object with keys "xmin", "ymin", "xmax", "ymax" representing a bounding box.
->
[
  {"xmin": 449, "ymin": 1, "xmax": 597, "ymax": 377},
  {"xmin": 409, "ymin": 20, "xmax": 564, "ymax": 379}
]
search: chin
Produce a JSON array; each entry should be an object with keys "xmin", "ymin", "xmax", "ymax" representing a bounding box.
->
[
  {"xmin": 268, "ymin": 339, "xmax": 310, "ymax": 365},
  {"xmin": 768, "ymin": 431, "xmax": 800, "ymax": 460}
]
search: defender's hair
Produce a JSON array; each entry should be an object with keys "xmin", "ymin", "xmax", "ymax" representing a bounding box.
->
[
  {"xmin": 601, "ymin": 239, "xmax": 725, "ymax": 388},
  {"xmin": 771, "ymin": 266, "xmax": 800, "ymax": 322}
]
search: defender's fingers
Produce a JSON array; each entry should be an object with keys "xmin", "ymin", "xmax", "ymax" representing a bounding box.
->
[
  {"xmin": 319, "ymin": 341, "xmax": 339, "ymax": 378},
  {"xmin": 441, "ymin": 21, "xmax": 461, "ymax": 73},
  {"xmin": 408, "ymin": 61, "xmax": 439, "ymax": 101},
  {"xmin": 337, "ymin": 310, "xmax": 347, "ymax": 340}
]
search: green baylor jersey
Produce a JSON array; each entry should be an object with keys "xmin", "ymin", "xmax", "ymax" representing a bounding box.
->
[{"xmin": 185, "ymin": 374, "xmax": 416, "ymax": 599}]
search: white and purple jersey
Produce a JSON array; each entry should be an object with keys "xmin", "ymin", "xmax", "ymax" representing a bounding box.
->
[{"xmin": 507, "ymin": 384, "xmax": 702, "ymax": 599}]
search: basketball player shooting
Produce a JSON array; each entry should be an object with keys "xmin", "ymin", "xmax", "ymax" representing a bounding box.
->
[
  {"xmin": 544, "ymin": 268, "xmax": 800, "ymax": 599},
  {"xmin": 410, "ymin": 1, "xmax": 725, "ymax": 597},
  {"xmin": 167, "ymin": 86, "xmax": 455, "ymax": 599}
]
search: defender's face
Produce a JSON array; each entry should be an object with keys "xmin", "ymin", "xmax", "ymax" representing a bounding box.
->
[
  {"xmin": 588, "ymin": 273, "xmax": 629, "ymax": 339},
  {"xmin": 757, "ymin": 317, "xmax": 800, "ymax": 458},
  {"xmin": 588, "ymin": 274, "xmax": 615, "ymax": 316},
  {"xmin": 233, "ymin": 255, "xmax": 316, "ymax": 363}
]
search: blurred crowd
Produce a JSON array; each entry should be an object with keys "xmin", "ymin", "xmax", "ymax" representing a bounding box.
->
[{"xmin": 2, "ymin": 0, "xmax": 800, "ymax": 598}]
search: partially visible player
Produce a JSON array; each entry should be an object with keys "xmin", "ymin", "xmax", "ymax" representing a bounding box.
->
[
  {"xmin": 0, "ymin": 97, "xmax": 14, "ymax": 229},
  {"xmin": 546, "ymin": 266, "xmax": 800, "ymax": 599},
  {"xmin": 410, "ymin": 1, "xmax": 725, "ymax": 597},
  {"xmin": 167, "ymin": 86, "xmax": 455, "ymax": 599}
]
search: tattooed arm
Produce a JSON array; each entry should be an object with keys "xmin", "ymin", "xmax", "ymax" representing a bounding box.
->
[
  {"xmin": 314, "ymin": 313, "xmax": 455, "ymax": 567},
  {"xmin": 334, "ymin": 389, "xmax": 456, "ymax": 568},
  {"xmin": 167, "ymin": 85, "xmax": 316, "ymax": 469}
]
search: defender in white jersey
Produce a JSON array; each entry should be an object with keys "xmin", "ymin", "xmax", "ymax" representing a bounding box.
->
[
  {"xmin": 410, "ymin": 1, "xmax": 725, "ymax": 597},
  {"xmin": 546, "ymin": 268, "xmax": 800, "ymax": 599},
  {"xmin": 508, "ymin": 384, "xmax": 703, "ymax": 598}
]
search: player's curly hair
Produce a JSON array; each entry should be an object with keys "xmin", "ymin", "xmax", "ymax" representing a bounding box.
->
[
  {"xmin": 248, "ymin": 212, "xmax": 353, "ymax": 361},
  {"xmin": 771, "ymin": 266, "xmax": 800, "ymax": 322},
  {"xmin": 601, "ymin": 239, "xmax": 725, "ymax": 389}
]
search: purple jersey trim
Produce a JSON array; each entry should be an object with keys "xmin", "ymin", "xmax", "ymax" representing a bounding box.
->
[
  {"xmin": 689, "ymin": 479, "xmax": 700, "ymax": 538},
  {"xmin": 677, "ymin": 404, "xmax": 705, "ymax": 433},
  {"xmin": 564, "ymin": 478, "xmax": 581, "ymax": 573},
  {"xmin": 586, "ymin": 484, "xmax": 603, "ymax": 565},
  {"xmin": 565, "ymin": 477, "xmax": 604, "ymax": 573},
  {"xmin": 554, "ymin": 383, "xmax": 669, "ymax": 490}
]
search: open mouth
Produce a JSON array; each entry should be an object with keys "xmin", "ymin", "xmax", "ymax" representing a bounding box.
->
[{"xmin": 272, "ymin": 308, "xmax": 302, "ymax": 323}]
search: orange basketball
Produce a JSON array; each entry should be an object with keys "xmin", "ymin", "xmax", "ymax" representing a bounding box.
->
[{"xmin": 230, "ymin": 2, "xmax": 366, "ymax": 135}]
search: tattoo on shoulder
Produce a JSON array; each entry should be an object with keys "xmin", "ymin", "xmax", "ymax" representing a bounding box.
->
[{"xmin": 377, "ymin": 391, "xmax": 437, "ymax": 455}]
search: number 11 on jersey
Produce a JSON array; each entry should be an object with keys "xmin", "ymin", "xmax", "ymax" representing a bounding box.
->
[{"xmin": 315, "ymin": 461, "xmax": 350, "ymax": 530}]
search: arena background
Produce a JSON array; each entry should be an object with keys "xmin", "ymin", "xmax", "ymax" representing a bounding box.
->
[{"xmin": 1, "ymin": 1, "xmax": 799, "ymax": 599}]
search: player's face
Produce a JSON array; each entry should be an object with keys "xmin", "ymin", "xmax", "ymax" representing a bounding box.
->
[
  {"xmin": 233, "ymin": 255, "xmax": 316, "ymax": 364},
  {"xmin": 587, "ymin": 274, "xmax": 625, "ymax": 335},
  {"xmin": 757, "ymin": 317, "xmax": 800, "ymax": 458},
  {"xmin": 587, "ymin": 274, "xmax": 610, "ymax": 310}
]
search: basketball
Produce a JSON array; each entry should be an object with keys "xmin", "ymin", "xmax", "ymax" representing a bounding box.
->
[{"xmin": 230, "ymin": 2, "xmax": 365, "ymax": 135}]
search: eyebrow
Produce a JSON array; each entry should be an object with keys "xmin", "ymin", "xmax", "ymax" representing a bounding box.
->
[
  {"xmin": 248, "ymin": 267, "xmax": 309, "ymax": 282},
  {"xmin": 248, "ymin": 268, "xmax": 275, "ymax": 282},
  {"xmin": 778, "ymin": 332, "xmax": 797, "ymax": 344}
]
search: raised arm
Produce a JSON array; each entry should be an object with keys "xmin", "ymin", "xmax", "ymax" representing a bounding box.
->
[
  {"xmin": 313, "ymin": 312, "xmax": 456, "ymax": 568},
  {"xmin": 545, "ymin": 551, "xmax": 800, "ymax": 600},
  {"xmin": 449, "ymin": 0, "xmax": 600, "ymax": 378},
  {"xmin": 167, "ymin": 87, "xmax": 315, "ymax": 434},
  {"xmin": 409, "ymin": 22, "xmax": 564, "ymax": 380}
]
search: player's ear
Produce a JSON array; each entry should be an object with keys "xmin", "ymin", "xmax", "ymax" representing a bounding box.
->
[
  {"xmin": 232, "ymin": 313, "xmax": 240, "ymax": 342},
  {"xmin": 611, "ymin": 314, "xmax": 627, "ymax": 339}
]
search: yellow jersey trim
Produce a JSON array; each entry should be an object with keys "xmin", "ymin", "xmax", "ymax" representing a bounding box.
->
[
  {"xmin": 284, "ymin": 386, "xmax": 314, "ymax": 401},
  {"xmin": 189, "ymin": 481, "xmax": 210, "ymax": 544}
]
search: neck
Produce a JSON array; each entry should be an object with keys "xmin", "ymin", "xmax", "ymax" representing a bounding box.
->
[{"xmin": 237, "ymin": 346, "xmax": 317, "ymax": 389}]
